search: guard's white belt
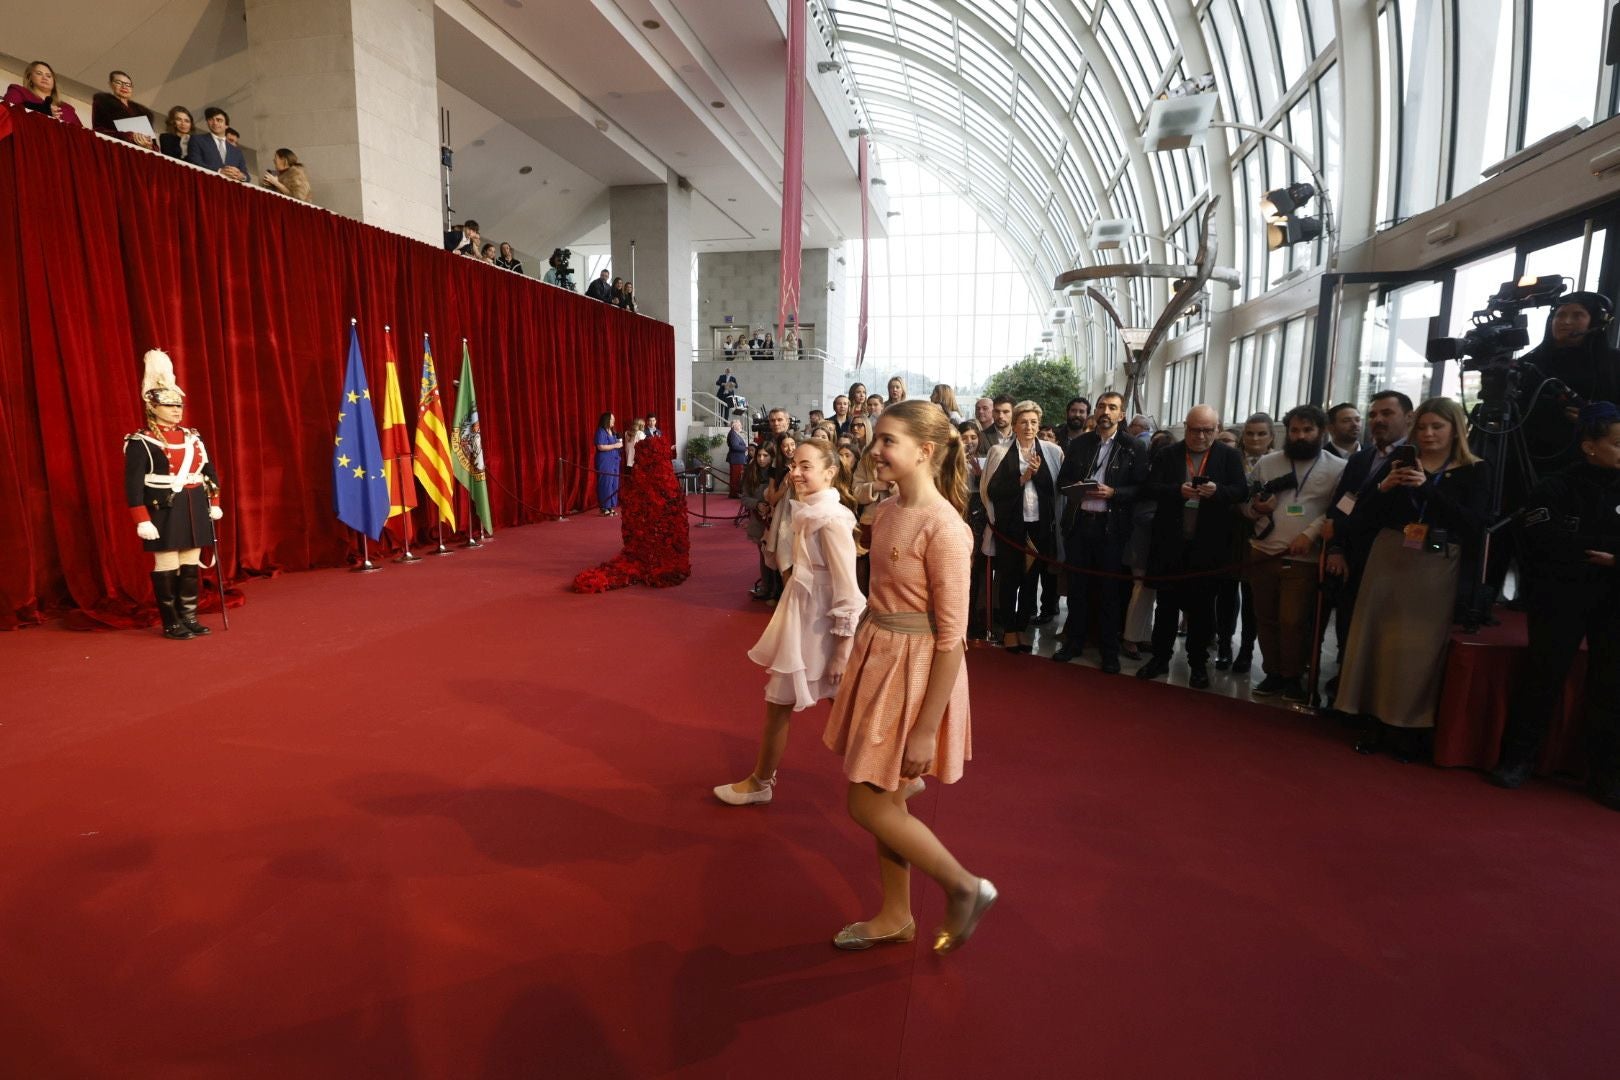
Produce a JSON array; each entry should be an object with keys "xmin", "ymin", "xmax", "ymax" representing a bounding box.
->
[{"xmin": 145, "ymin": 473, "xmax": 205, "ymax": 486}]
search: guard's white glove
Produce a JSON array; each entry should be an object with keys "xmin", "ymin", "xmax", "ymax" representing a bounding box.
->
[
  {"xmin": 136, "ymin": 521, "xmax": 160, "ymax": 541},
  {"xmin": 209, "ymin": 506, "xmax": 224, "ymax": 521}
]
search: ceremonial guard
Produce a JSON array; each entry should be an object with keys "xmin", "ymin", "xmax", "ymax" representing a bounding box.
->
[{"xmin": 124, "ymin": 350, "xmax": 223, "ymax": 639}]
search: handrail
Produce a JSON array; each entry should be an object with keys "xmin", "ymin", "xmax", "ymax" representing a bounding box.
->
[
  {"xmin": 690, "ymin": 345, "xmax": 838, "ymax": 365},
  {"xmin": 690, "ymin": 391, "xmax": 737, "ymax": 428}
]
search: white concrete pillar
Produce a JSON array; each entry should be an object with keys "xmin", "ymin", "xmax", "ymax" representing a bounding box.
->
[
  {"xmin": 245, "ymin": 0, "xmax": 442, "ymax": 245},
  {"xmin": 610, "ymin": 176, "xmax": 693, "ymax": 442}
]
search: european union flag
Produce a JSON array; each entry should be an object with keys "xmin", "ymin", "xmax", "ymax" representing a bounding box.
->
[{"xmin": 333, "ymin": 324, "xmax": 390, "ymax": 539}]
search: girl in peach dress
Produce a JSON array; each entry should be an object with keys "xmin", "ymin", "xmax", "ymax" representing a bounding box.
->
[
  {"xmin": 714, "ymin": 440, "xmax": 865, "ymax": 806},
  {"xmin": 823, "ymin": 400, "xmax": 998, "ymax": 954}
]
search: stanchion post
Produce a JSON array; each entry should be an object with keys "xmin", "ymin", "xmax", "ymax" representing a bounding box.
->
[
  {"xmin": 696, "ymin": 466, "xmax": 714, "ymax": 528},
  {"xmin": 554, "ymin": 456, "xmax": 570, "ymax": 523}
]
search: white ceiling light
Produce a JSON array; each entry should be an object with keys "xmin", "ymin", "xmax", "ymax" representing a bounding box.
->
[
  {"xmin": 1142, "ymin": 93, "xmax": 1219, "ymax": 152},
  {"xmin": 1089, "ymin": 219, "xmax": 1134, "ymax": 251}
]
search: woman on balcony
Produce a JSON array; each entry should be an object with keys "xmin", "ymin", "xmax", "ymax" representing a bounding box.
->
[{"xmin": 4, "ymin": 61, "xmax": 82, "ymax": 126}]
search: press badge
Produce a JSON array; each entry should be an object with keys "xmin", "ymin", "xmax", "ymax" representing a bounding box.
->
[
  {"xmin": 1335, "ymin": 493, "xmax": 1357, "ymax": 515},
  {"xmin": 1285, "ymin": 504, "xmax": 1304, "ymax": 517},
  {"xmin": 1403, "ymin": 523, "xmax": 1429, "ymax": 550}
]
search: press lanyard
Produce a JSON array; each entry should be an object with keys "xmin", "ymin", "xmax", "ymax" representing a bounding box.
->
[
  {"xmin": 1290, "ymin": 454, "xmax": 1318, "ymax": 495},
  {"xmin": 1185, "ymin": 449, "xmax": 1208, "ymax": 480}
]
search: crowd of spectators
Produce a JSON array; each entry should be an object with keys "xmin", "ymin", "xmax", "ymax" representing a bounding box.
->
[
  {"xmin": 6, "ymin": 62, "xmax": 317, "ymax": 205},
  {"xmin": 583, "ymin": 270, "xmax": 638, "ymax": 311},
  {"xmin": 724, "ymin": 295, "xmax": 1620, "ymax": 807}
]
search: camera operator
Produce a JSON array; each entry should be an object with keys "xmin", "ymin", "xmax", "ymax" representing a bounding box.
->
[
  {"xmin": 543, "ymin": 248, "xmax": 576, "ymax": 291},
  {"xmin": 1517, "ymin": 293, "xmax": 1620, "ymax": 469},
  {"xmin": 1488, "ymin": 402, "xmax": 1620, "ymax": 807}
]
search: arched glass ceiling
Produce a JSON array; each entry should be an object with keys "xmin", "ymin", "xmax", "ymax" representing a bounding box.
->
[{"xmin": 826, "ymin": 0, "xmax": 1208, "ymax": 312}]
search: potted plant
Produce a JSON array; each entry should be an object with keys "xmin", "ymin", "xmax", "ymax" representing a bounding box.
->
[{"xmin": 682, "ymin": 432, "xmax": 726, "ymax": 492}]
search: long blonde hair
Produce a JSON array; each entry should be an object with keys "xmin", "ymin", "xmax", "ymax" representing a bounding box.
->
[
  {"xmin": 881, "ymin": 400, "xmax": 968, "ymax": 514},
  {"xmin": 930, "ymin": 383, "xmax": 959, "ymax": 416},
  {"xmin": 1413, "ymin": 397, "xmax": 1480, "ymax": 466},
  {"xmin": 798, "ymin": 437, "xmax": 856, "ymax": 514}
]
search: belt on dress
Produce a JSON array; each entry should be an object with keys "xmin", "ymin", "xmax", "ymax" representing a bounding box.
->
[{"xmin": 860, "ymin": 609, "xmax": 936, "ymax": 635}]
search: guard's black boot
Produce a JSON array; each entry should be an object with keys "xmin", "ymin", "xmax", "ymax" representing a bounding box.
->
[
  {"xmin": 176, "ymin": 564, "xmax": 211, "ymax": 635},
  {"xmin": 152, "ymin": 570, "xmax": 193, "ymax": 640},
  {"xmin": 1487, "ymin": 756, "xmax": 1533, "ymax": 790}
]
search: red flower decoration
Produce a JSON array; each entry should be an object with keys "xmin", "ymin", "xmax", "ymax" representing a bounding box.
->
[{"xmin": 572, "ymin": 434, "xmax": 692, "ymax": 592}]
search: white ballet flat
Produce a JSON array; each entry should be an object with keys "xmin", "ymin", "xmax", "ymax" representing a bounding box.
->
[
  {"xmin": 713, "ymin": 774, "xmax": 775, "ymax": 806},
  {"xmin": 903, "ymin": 777, "xmax": 926, "ymax": 800}
]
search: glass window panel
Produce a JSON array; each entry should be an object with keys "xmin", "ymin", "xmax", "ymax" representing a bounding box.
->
[
  {"xmin": 1241, "ymin": 0, "xmax": 1284, "ymax": 118},
  {"xmin": 1278, "ymin": 316, "xmax": 1307, "ymax": 411},
  {"xmin": 1271, "ymin": 0, "xmax": 1309, "ymax": 88},
  {"xmin": 1523, "ymin": 231, "xmax": 1608, "ymax": 290},
  {"xmin": 1450, "ymin": 0, "xmax": 1513, "ymax": 195},
  {"xmin": 1395, "ymin": 0, "xmax": 1445, "ymax": 217},
  {"xmin": 1257, "ymin": 327, "xmax": 1282, "ymax": 414},
  {"xmin": 1523, "ymin": 0, "xmax": 1606, "ymax": 148},
  {"xmin": 1303, "ymin": 0, "xmax": 1336, "ymax": 53},
  {"xmin": 1375, "ymin": 8, "xmax": 1395, "ymax": 225},
  {"xmin": 1206, "ymin": 4, "xmax": 1256, "ymax": 125}
]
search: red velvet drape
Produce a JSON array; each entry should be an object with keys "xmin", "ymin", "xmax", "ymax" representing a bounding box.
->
[{"xmin": 0, "ymin": 107, "xmax": 674, "ymax": 629}]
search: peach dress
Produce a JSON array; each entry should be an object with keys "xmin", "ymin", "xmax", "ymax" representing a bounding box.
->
[
  {"xmin": 823, "ymin": 497, "xmax": 973, "ymax": 790},
  {"xmin": 747, "ymin": 488, "xmax": 865, "ymax": 710}
]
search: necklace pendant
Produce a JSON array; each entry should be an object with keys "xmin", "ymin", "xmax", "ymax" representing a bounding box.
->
[{"xmin": 889, "ymin": 544, "xmax": 901, "ymax": 563}]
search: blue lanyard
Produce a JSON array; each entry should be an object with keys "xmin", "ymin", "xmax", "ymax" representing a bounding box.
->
[
  {"xmin": 1290, "ymin": 454, "xmax": 1319, "ymax": 496},
  {"xmin": 1411, "ymin": 450, "xmax": 1454, "ymax": 523}
]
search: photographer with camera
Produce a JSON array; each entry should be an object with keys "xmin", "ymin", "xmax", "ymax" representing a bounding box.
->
[
  {"xmin": 543, "ymin": 248, "xmax": 576, "ymax": 291},
  {"xmin": 1335, "ymin": 399, "xmax": 1490, "ymax": 762},
  {"xmin": 1239, "ymin": 405, "xmax": 1345, "ymax": 703},
  {"xmin": 1488, "ymin": 402, "xmax": 1620, "ymax": 807}
]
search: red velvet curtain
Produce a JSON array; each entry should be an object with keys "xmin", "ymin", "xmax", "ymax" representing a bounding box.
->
[{"xmin": 0, "ymin": 108, "xmax": 674, "ymax": 629}]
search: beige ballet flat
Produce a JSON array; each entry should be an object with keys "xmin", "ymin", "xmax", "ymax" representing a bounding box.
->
[
  {"xmin": 933, "ymin": 878, "xmax": 998, "ymax": 954},
  {"xmin": 713, "ymin": 774, "xmax": 775, "ymax": 806},
  {"xmin": 832, "ymin": 920, "xmax": 916, "ymax": 951}
]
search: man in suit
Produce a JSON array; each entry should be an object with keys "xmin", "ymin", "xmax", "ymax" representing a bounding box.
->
[
  {"xmin": 1136, "ymin": 404, "xmax": 1247, "ymax": 688},
  {"xmin": 1053, "ymin": 391, "xmax": 1146, "ymax": 672},
  {"xmin": 186, "ymin": 107, "xmax": 248, "ymax": 181},
  {"xmin": 1321, "ymin": 390, "xmax": 1413, "ymax": 678},
  {"xmin": 586, "ymin": 271, "xmax": 614, "ymax": 302},
  {"xmin": 444, "ymin": 220, "xmax": 479, "ymax": 254}
]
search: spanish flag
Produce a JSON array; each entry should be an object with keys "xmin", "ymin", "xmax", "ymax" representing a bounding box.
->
[
  {"xmin": 379, "ymin": 329, "xmax": 418, "ymax": 543},
  {"xmin": 413, "ymin": 335, "xmax": 456, "ymax": 529}
]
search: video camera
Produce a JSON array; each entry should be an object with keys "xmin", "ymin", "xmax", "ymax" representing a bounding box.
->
[
  {"xmin": 550, "ymin": 247, "xmax": 575, "ymax": 291},
  {"xmin": 1247, "ymin": 472, "xmax": 1298, "ymax": 501},
  {"xmin": 1427, "ymin": 275, "xmax": 1591, "ymax": 421}
]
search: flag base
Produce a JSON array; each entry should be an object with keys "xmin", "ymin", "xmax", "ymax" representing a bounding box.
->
[
  {"xmin": 460, "ymin": 536, "xmax": 483, "ymax": 549},
  {"xmin": 394, "ymin": 551, "xmax": 422, "ymax": 563},
  {"xmin": 351, "ymin": 559, "xmax": 383, "ymax": 573},
  {"xmin": 426, "ymin": 544, "xmax": 453, "ymax": 557}
]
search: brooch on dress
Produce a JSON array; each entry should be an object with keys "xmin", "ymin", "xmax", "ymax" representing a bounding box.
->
[{"xmin": 889, "ymin": 544, "xmax": 901, "ymax": 563}]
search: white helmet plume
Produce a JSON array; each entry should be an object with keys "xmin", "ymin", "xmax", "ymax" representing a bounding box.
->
[{"xmin": 141, "ymin": 349, "xmax": 185, "ymax": 405}]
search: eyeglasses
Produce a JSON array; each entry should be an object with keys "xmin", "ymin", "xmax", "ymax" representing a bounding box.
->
[
  {"xmin": 111, "ymin": 79, "xmax": 133, "ymax": 89},
  {"xmin": 1185, "ymin": 426, "xmax": 1217, "ymax": 435}
]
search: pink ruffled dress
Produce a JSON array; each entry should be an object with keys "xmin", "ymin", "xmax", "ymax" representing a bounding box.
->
[
  {"xmin": 824, "ymin": 498, "xmax": 973, "ymax": 790},
  {"xmin": 747, "ymin": 488, "xmax": 864, "ymax": 710}
]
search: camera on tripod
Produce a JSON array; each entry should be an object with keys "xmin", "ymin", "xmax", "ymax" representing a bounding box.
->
[
  {"xmin": 1426, "ymin": 276, "xmax": 1568, "ymax": 408},
  {"xmin": 550, "ymin": 247, "xmax": 575, "ymax": 290}
]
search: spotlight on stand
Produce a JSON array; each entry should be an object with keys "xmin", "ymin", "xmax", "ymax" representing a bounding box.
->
[
  {"xmin": 1260, "ymin": 182, "xmax": 1317, "ymax": 220},
  {"xmin": 1266, "ymin": 215, "xmax": 1323, "ymax": 250}
]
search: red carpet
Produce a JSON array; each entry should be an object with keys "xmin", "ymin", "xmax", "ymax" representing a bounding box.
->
[{"xmin": 2, "ymin": 501, "xmax": 1617, "ymax": 1079}]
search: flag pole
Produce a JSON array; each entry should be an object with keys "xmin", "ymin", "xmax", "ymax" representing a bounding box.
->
[
  {"xmin": 352, "ymin": 528, "xmax": 382, "ymax": 573},
  {"xmin": 386, "ymin": 322, "xmax": 421, "ymax": 564},
  {"xmin": 459, "ymin": 484, "xmax": 481, "ymax": 548},
  {"xmin": 428, "ymin": 503, "xmax": 452, "ymax": 556}
]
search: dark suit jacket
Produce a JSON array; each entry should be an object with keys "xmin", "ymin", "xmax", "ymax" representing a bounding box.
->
[
  {"xmin": 158, "ymin": 133, "xmax": 188, "ymax": 159},
  {"xmin": 186, "ymin": 133, "xmax": 248, "ymax": 177},
  {"xmin": 444, "ymin": 230, "xmax": 474, "ymax": 253},
  {"xmin": 585, "ymin": 278, "xmax": 614, "ymax": 302},
  {"xmin": 1056, "ymin": 430, "xmax": 1146, "ymax": 541},
  {"xmin": 1142, "ymin": 439, "xmax": 1247, "ymax": 578},
  {"xmin": 1325, "ymin": 441, "xmax": 1405, "ymax": 574}
]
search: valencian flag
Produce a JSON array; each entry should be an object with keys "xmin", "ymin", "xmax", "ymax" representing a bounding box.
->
[
  {"xmin": 451, "ymin": 342, "xmax": 494, "ymax": 536},
  {"xmin": 412, "ymin": 335, "xmax": 456, "ymax": 530},
  {"xmin": 379, "ymin": 329, "xmax": 418, "ymax": 544},
  {"xmin": 333, "ymin": 323, "xmax": 389, "ymax": 539}
]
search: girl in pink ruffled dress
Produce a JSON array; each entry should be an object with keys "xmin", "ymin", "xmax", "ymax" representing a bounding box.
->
[{"xmin": 715, "ymin": 439, "xmax": 865, "ymax": 806}]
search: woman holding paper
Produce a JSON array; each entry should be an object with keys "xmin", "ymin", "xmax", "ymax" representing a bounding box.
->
[{"xmin": 91, "ymin": 71, "xmax": 157, "ymax": 149}]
